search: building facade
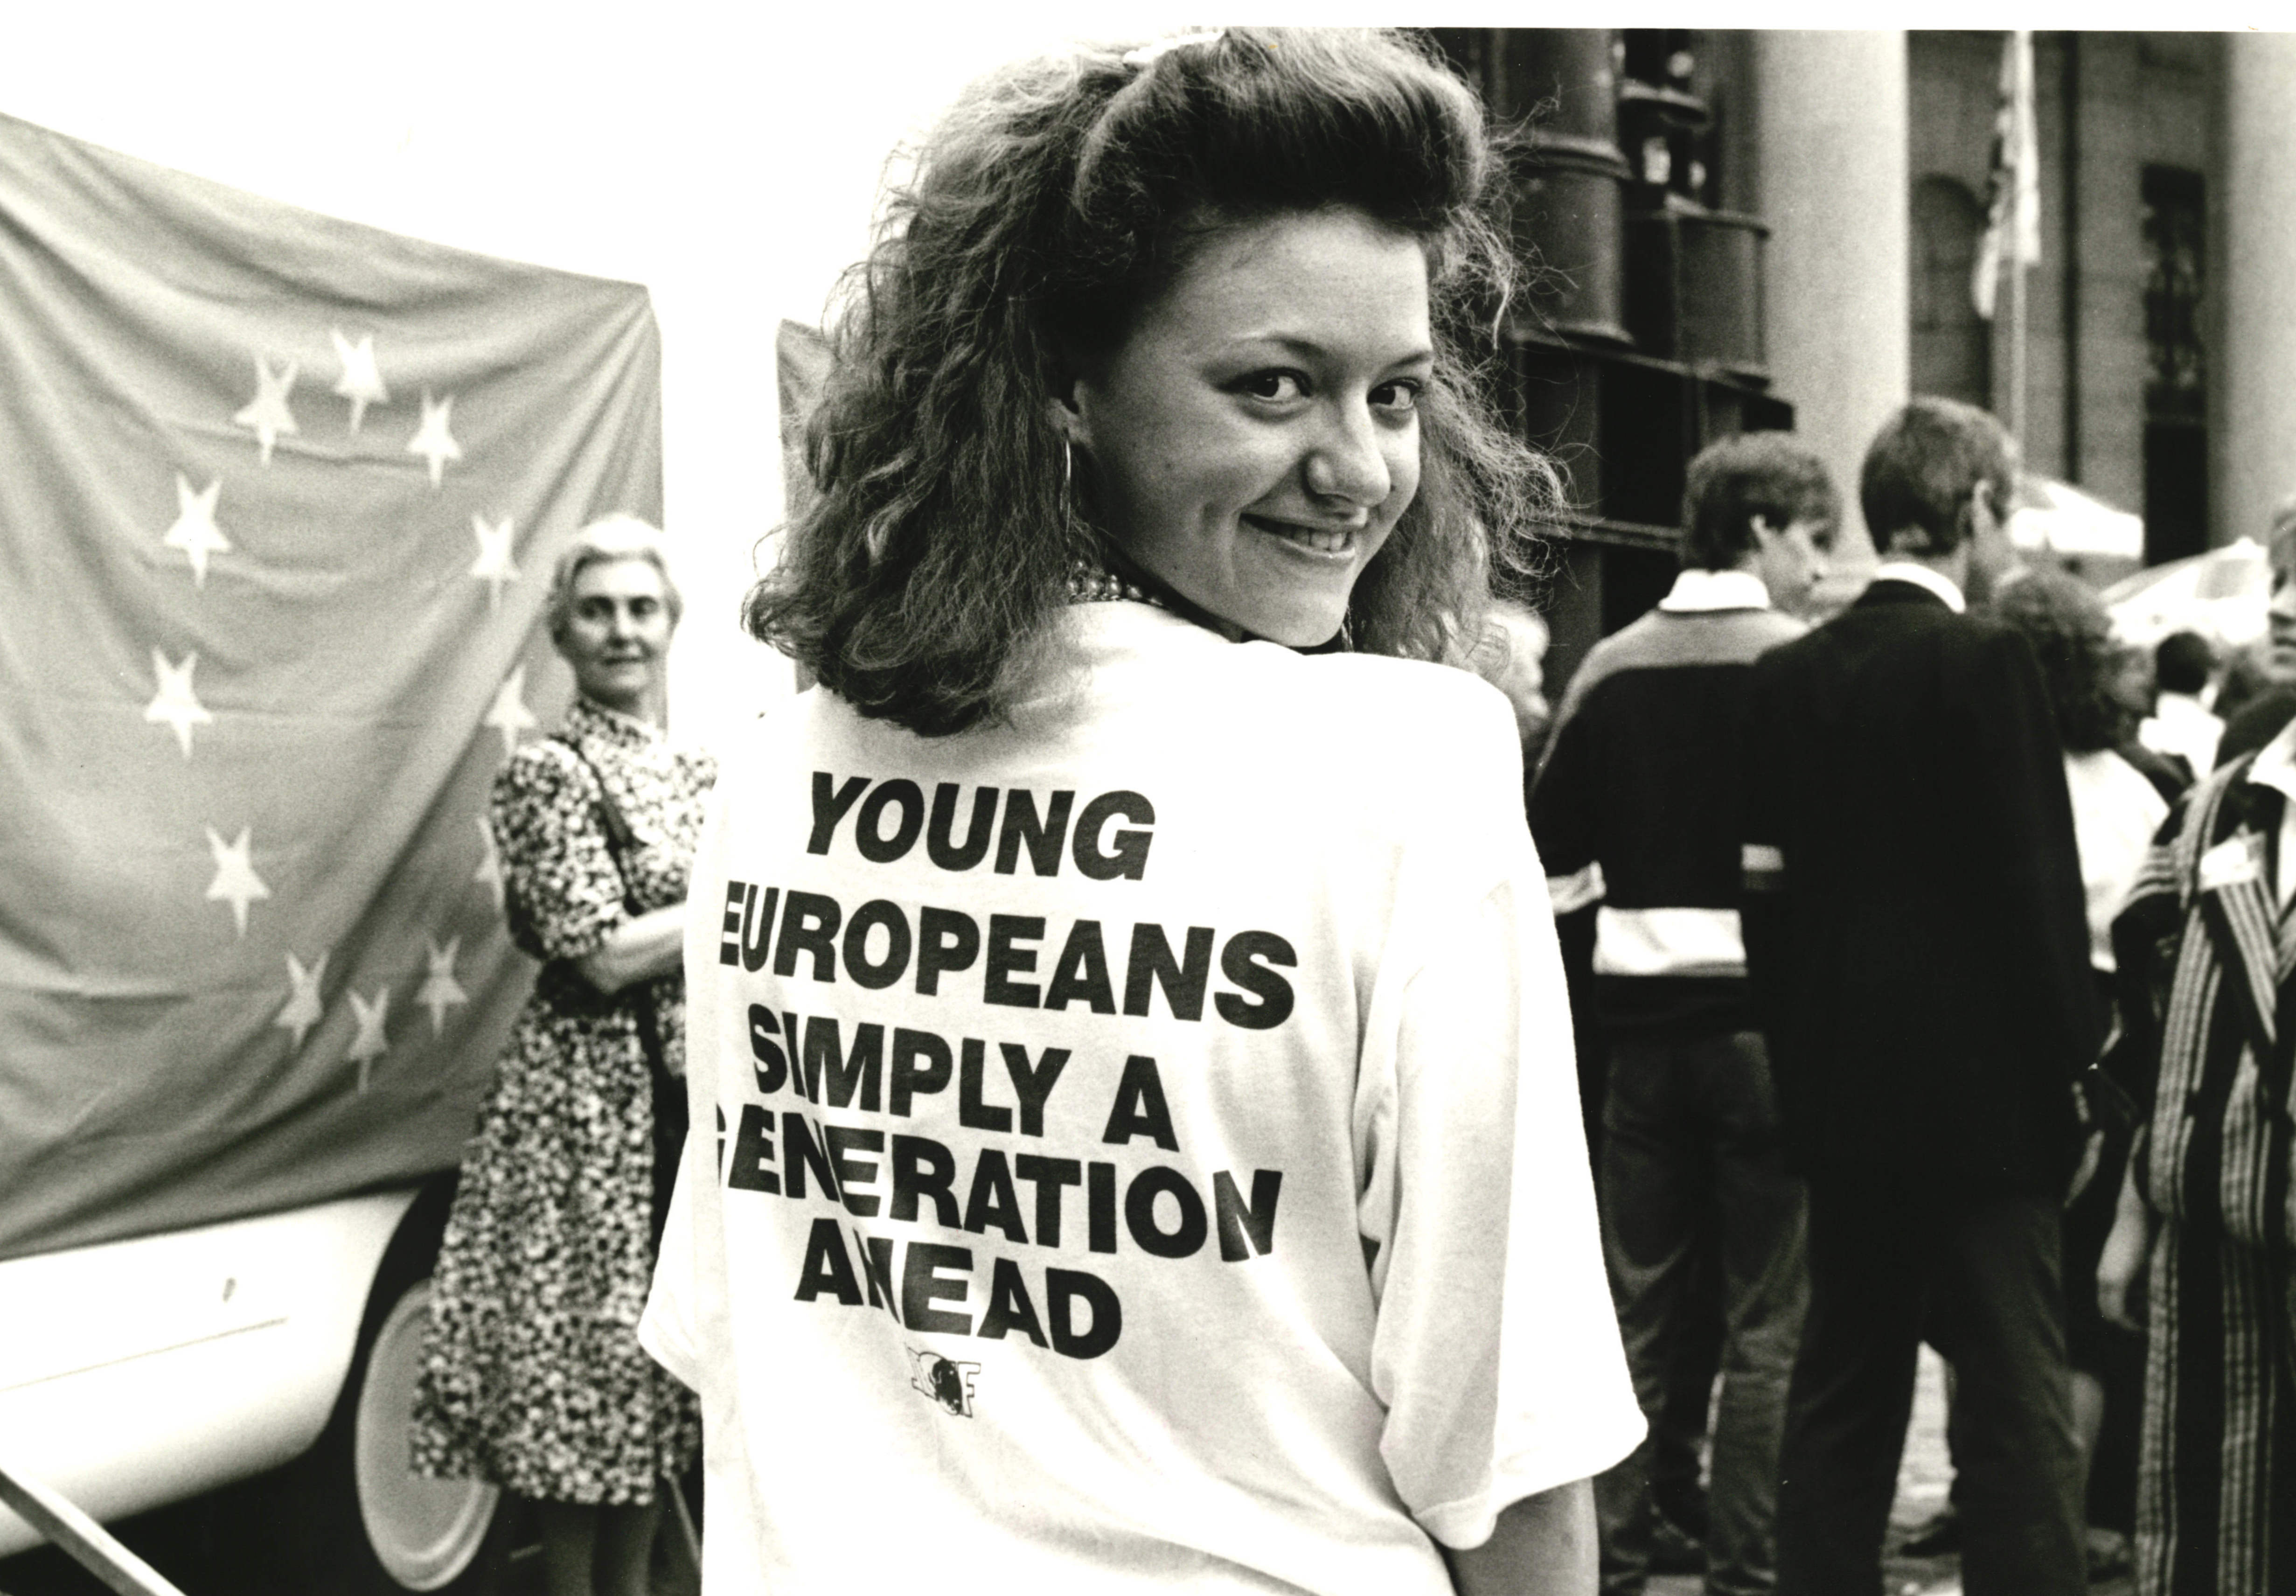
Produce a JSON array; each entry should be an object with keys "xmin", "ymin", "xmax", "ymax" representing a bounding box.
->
[{"xmin": 1473, "ymin": 29, "xmax": 2296, "ymax": 691}]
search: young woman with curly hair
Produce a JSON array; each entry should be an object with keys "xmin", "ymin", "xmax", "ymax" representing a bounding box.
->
[{"xmin": 643, "ymin": 28, "xmax": 1640, "ymax": 1594}]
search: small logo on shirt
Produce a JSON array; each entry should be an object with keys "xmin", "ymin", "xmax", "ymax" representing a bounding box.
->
[{"xmin": 908, "ymin": 1347, "xmax": 980, "ymax": 1417}]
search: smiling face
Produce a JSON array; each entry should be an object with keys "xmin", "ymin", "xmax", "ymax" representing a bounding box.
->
[
  {"xmin": 559, "ymin": 556, "xmax": 673, "ymax": 716},
  {"xmin": 1065, "ymin": 208, "xmax": 1433, "ymax": 645}
]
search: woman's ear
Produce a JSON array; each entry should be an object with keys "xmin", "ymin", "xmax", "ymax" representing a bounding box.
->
[{"xmin": 1046, "ymin": 387, "xmax": 1093, "ymax": 454}]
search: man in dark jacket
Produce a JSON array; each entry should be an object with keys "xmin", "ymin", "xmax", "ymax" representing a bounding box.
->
[
  {"xmin": 1535, "ymin": 432, "xmax": 1837, "ymax": 1596},
  {"xmin": 1740, "ymin": 398, "xmax": 2099, "ymax": 1596}
]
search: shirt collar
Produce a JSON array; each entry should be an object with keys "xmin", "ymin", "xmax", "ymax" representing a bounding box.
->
[
  {"xmin": 2247, "ymin": 715, "xmax": 2296, "ymax": 804},
  {"xmin": 1870, "ymin": 561, "xmax": 1967, "ymax": 613},
  {"xmin": 565, "ymin": 692, "xmax": 662, "ymax": 751},
  {"xmin": 1657, "ymin": 566, "xmax": 1771, "ymax": 613}
]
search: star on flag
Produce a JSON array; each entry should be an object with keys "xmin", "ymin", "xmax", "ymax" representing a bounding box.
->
[
  {"xmin": 144, "ymin": 648, "xmax": 212, "ymax": 758},
  {"xmin": 232, "ymin": 355, "xmax": 299, "ymax": 466},
  {"xmin": 329, "ymin": 328, "xmax": 390, "ymax": 431},
  {"xmin": 485, "ymin": 664, "xmax": 539, "ymax": 758},
  {"xmin": 417, "ymin": 936, "xmax": 469, "ymax": 1036},
  {"xmin": 408, "ymin": 390, "xmax": 462, "ymax": 488},
  {"xmin": 347, "ymin": 987, "xmax": 390, "ymax": 1092},
  {"xmin": 474, "ymin": 815, "xmax": 506, "ymax": 913},
  {"xmin": 203, "ymin": 824, "xmax": 271, "ymax": 938},
  {"xmin": 161, "ymin": 473, "xmax": 231, "ymax": 588},
  {"xmin": 470, "ymin": 514, "xmax": 519, "ymax": 612},
  {"xmin": 276, "ymin": 950, "xmax": 328, "ymax": 1051}
]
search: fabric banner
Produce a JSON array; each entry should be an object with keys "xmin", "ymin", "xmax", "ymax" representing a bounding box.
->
[{"xmin": 0, "ymin": 112, "xmax": 663, "ymax": 1259}]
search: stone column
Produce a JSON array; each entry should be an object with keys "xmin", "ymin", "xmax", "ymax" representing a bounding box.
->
[
  {"xmin": 1748, "ymin": 31, "xmax": 1911, "ymax": 571},
  {"xmin": 2212, "ymin": 32, "xmax": 2296, "ymax": 548}
]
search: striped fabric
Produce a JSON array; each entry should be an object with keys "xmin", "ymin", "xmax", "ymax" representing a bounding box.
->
[{"xmin": 2112, "ymin": 752, "xmax": 2296, "ymax": 1593}]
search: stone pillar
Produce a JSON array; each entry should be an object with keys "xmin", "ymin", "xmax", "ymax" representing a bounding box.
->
[
  {"xmin": 2212, "ymin": 32, "xmax": 2296, "ymax": 548},
  {"xmin": 1748, "ymin": 31, "xmax": 1911, "ymax": 571}
]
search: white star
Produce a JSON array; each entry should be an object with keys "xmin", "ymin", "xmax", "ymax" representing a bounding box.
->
[
  {"xmin": 469, "ymin": 514, "xmax": 519, "ymax": 612},
  {"xmin": 144, "ymin": 648, "xmax": 212, "ymax": 759},
  {"xmin": 473, "ymin": 815, "xmax": 505, "ymax": 913},
  {"xmin": 347, "ymin": 987, "xmax": 390, "ymax": 1092},
  {"xmin": 407, "ymin": 389, "xmax": 462, "ymax": 488},
  {"xmin": 232, "ymin": 355, "xmax": 299, "ymax": 466},
  {"xmin": 276, "ymin": 950, "xmax": 328, "ymax": 1051},
  {"xmin": 161, "ymin": 473, "xmax": 232, "ymax": 588},
  {"xmin": 330, "ymin": 328, "xmax": 390, "ymax": 432},
  {"xmin": 203, "ymin": 824, "xmax": 271, "ymax": 939},
  {"xmin": 484, "ymin": 664, "xmax": 539, "ymax": 759},
  {"xmin": 417, "ymin": 936, "xmax": 469, "ymax": 1036}
]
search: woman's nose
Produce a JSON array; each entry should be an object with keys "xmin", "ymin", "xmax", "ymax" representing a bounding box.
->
[{"xmin": 1303, "ymin": 403, "xmax": 1393, "ymax": 507}]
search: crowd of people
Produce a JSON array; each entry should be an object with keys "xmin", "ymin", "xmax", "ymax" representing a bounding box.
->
[
  {"xmin": 378, "ymin": 26, "xmax": 2296, "ymax": 1596},
  {"xmin": 1533, "ymin": 393, "xmax": 2296, "ymax": 1596}
]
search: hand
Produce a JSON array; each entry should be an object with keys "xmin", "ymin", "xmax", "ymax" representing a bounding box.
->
[
  {"xmin": 2065, "ymin": 1127, "xmax": 2105, "ymax": 1209},
  {"xmin": 2097, "ymin": 1165, "xmax": 2150, "ymax": 1334}
]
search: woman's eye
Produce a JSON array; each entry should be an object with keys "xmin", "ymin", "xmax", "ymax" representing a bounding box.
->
[
  {"xmin": 1238, "ymin": 370, "xmax": 1306, "ymax": 403},
  {"xmin": 1372, "ymin": 379, "xmax": 1423, "ymax": 415}
]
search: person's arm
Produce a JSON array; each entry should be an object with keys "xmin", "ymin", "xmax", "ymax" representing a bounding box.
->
[
  {"xmin": 1526, "ymin": 665, "xmax": 1604, "ymax": 918},
  {"xmin": 2097, "ymin": 1151, "xmax": 2151, "ymax": 1333},
  {"xmin": 575, "ymin": 905, "xmax": 686, "ymax": 993},
  {"xmin": 1445, "ymin": 1479, "xmax": 1597, "ymax": 1596},
  {"xmin": 1736, "ymin": 652, "xmax": 1794, "ymax": 1056},
  {"xmin": 1970, "ymin": 629, "xmax": 2104, "ymax": 1079}
]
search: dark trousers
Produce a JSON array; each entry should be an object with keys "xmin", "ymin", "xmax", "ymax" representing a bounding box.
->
[
  {"xmin": 1596, "ymin": 1029, "xmax": 1809, "ymax": 1596},
  {"xmin": 1775, "ymin": 1185, "xmax": 2084, "ymax": 1596}
]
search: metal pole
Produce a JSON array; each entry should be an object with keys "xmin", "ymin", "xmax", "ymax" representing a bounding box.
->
[{"xmin": 2009, "ymin": 235, "xmax": 2029, "ymax": 446}]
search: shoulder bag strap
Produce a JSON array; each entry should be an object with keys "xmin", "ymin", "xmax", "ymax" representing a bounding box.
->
[{"xmin": 550, "ymin": 733, "xmax": 670, "ymax": 1079}]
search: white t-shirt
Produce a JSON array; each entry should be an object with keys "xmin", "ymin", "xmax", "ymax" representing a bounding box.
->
[
  {"xmin": 2062, "ymin": 748, "xmax": 2171, "ymax": 973},
  {"xmin": 641, "ymin": 601, "xmax": 1641, "ymax": 1595}
]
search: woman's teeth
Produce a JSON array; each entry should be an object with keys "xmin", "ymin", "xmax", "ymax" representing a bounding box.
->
[{"xmin": 1252, "ymin": 518, "xmax": 1355, "ymax": 553}]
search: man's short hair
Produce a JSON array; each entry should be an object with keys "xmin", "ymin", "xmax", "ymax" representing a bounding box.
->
[
  {"xmin": 1679, "ymin": 432, "xmax": 1840, "ymax": 571},
  {"xmin": 2155, "ymin": 630, "xmax": 2215, "ymax": 697},
  {"xmin": 1859, "ymin": 397, "xmax": 2015, "ymax": 557}
]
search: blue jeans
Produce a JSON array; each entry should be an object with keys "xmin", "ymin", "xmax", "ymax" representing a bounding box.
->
[{"xmin": 1595, "ymin": 1029, "xmax": 1809, "ymax": 1596}]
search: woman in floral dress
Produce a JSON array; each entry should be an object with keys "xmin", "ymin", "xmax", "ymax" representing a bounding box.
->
[{"xmin": 413, "ymin": 516, "xmax": 712, "ymax": 1596}]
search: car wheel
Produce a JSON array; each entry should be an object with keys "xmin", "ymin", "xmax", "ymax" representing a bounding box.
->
[
  {"xmin": 277, "ymin": 1185, "xmax": 528, "ymax": 1596},
  {"xmin": 346, "ymin": 1276, "xmax": 513, "ymax": 1591}
]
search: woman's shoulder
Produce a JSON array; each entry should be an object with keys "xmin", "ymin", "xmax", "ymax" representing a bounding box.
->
[
  {"xmin": 1225, "ymin": 648, "xmax": 1525, "ymax": 825},
  {"xmin": 1265, "ymin": 647, "xmax": 1516, "ymax": 749},
  {"xmin": 493, "ymin": 733, "xmax": 595, "ymax": 813}
]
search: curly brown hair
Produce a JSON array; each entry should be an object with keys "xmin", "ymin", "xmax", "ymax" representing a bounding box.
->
[
  {"xmin": 745, "ymin": 28, "xmax": 1562, "ymax": 735},
  {"xmin": 1993, "ymin": 569, "xmax": 2126, "ymax": 753}
]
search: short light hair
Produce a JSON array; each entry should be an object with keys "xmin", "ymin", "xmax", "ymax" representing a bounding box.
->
[{"xmin": 545, "ymin": 514, "xmax": 682, "ymax": 646}]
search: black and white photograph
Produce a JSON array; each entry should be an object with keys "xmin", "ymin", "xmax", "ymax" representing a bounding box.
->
[{"xmin": 0, "ymin": 9, "xmax": 2283, "ymax": 1596}]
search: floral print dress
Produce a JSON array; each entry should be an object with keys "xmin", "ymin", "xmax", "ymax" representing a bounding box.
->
[{"xmin": 411, "ymin": 696, "xmax": 715, "ymax": 1505}]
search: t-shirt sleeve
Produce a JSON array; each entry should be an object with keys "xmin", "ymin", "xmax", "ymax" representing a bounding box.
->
[
  {"xmin": 1360, "ymin": 857, "xmax": 1644, "ymax": 1548},
  {"xmin": 642, "ymin": 774, "xmax": 738, "ymax": 1394},
  {"xmin": 640, "ymin": 1125, "xmax": 703, "ymax": 1392},
  {"xmin": 491, "ymin": 743, "xmax": 627, "ymax": 963}
]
